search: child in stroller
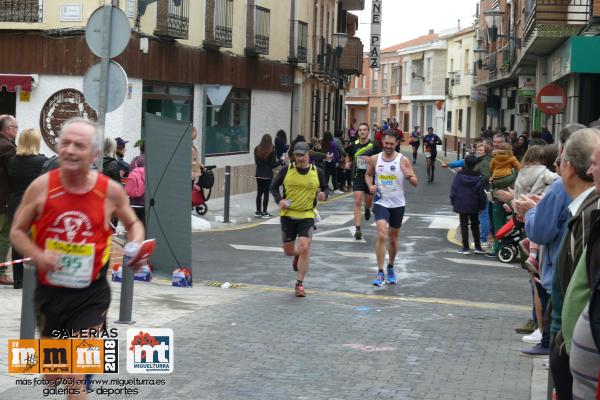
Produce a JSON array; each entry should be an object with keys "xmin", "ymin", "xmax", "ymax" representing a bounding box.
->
[
  {"xmin": 495, "ymin": 215, "xmax": 524, "ymax": 263},
  {"xmin": 192, "ymin": 165, "xmax": 216, "ymax": 215}
]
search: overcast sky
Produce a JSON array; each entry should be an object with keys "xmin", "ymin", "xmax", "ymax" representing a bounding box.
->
[{"xmin": 353, "ymin": 0, "xmax": 480, "ymax": 48}]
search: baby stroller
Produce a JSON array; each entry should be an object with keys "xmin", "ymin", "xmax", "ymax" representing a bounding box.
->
[
  {"xmin": 494, "ymin": 216, "xmax": 524, "ymax": 263},
  {"xmin": 192, "ymin": 165, "xmax": 216, "ymax": 216}
]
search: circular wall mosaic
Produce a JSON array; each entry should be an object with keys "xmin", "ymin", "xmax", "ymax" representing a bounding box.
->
[{"xmin": 39, "ymin": 89, "xmax": 98, "ymax": 152}]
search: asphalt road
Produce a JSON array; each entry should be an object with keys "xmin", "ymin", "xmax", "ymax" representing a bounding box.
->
[{"xmin": 192, "ymin": 155, "xmax": 530, "ymax": 307}]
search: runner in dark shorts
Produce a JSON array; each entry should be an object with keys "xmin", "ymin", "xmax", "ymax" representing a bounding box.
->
[
  {"xmin": 423, "ymin": 127, "xmax": 442, "ymax": 183},
  {"xmin": 281, "ymin": 216, "xmax": 315, "ymax": 242},
  {"xmin": 345, "ymin": 122, "xmax": 381, "ymax": 240},
  {"xmin": 352, "ymin": 176, "xmax": 370, "ymax": 193},
  {"xmin": 270, "ymin": 142, "xmax": 328, "ymax": 297},
  {"xmin": 35, "ymin": 277, "xmax": 111, "ymax": 337},
  {"xmin": 410, "ymin": 126, "xmax": 421, "ymax": 164}
]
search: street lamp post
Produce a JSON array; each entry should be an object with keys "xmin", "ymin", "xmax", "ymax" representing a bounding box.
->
[
  {"xmin": 483, "ymin": 7, "xmax": 522, "ymax": 47},
  {"xmin": 331, "ymin": 32, "xmax": 348, "ymax": 133}
]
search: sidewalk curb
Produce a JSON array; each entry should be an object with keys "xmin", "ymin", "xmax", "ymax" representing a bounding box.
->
[
  {"xmin": 193, "ymin": 191, "xmax": 354, "ymax": 233},
  {"xmin": 447, "ymin": 226, "xmax": 462, "ymax": 247},
  {"xmin": 531, "ymin": 357, "xmax": 548, "ymax": 400}
]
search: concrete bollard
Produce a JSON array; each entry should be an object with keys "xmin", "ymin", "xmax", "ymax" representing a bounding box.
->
[
  {"xmin": 115, "ymin": 258, "xmax": 136, "ymax": 325},
  {"xmin": 444, "ymin": 138, "xmax": 447, "ymax": 157},
  {"xmin": 457, "ymin": 141, "xmax": 461, "ymax": 160},
  {"xmin": 19, "ymin": 261, "xmax": 36, "ymax": 339},
  {"xmin": 224, "ymin": 165, "xmax": 231, "ymax": 223}
]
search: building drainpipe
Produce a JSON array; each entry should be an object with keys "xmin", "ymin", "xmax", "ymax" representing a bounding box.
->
[
  {"xmin": 290, "ymin": 84, "xmax": 295, "ymax": 143},
  {"xmin": 289, "ymin": 0, "xmax": 296, "ymax": 142}
]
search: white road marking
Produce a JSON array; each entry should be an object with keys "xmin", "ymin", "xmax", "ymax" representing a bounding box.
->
[
  {"xmin": 405, "ymin": 213, "xmax": 456, "ymax": 218},
  {"xmin": 445, "ymin": 257, "xmax": 518, "ymax": 268},
  {"xmin": 313, "ymin": 226, "xmax": 366, "ymax": 243},
  {"xmin": 260, "ymin": 218, "xmax": 280, "ymax": 225},
  {"xmin": 313, "ymin": 237, "xmax": 366, "ymax": 243},
  {"xmin": 313, "ymin": 226, "xmax": 354, "ymax": 237},
  {"xmin": 230, "ymin": 244, "xmax": 282, "ymax": 252},
  {"xmin": 334, "ymin": 251, "xmax": 375, "ymax": 258},
  {"xmin": 428, "ymin": 216, "xmax": 459, "ymax": 229},
  {"xmin": 261, "ymin": 212, "xmax": 454, "ymax": 231},
  {"xmin": 320, "ymin": 214, "xmax": 355, "ymax": 225}
]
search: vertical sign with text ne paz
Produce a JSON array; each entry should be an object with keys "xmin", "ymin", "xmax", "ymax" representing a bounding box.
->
[{"xmin": 370, "ymin": 0, "xmax": 382, "ymax": 69}]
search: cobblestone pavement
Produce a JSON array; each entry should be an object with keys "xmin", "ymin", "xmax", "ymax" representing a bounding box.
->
[
  {"xmin": 0, "ymin": 152, "xmax": 539, "ymax": 399},
  {"xmin": 154, "ymin": 288, "xmax": 532, "ymax": 400}
]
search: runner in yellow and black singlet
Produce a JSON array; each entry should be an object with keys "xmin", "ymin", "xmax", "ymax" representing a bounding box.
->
[{"xmin": 345, "ymin": 122, "xmax": 381, "ymax": 240}]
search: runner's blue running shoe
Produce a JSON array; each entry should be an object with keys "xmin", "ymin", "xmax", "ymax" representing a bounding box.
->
[
  {"xmin": 386, "ymin": 267, "xmax": 397, "ymax": 284},
  {"xmin": 372, "ymin": 271, "xmax": 385, "ymax": 286}
]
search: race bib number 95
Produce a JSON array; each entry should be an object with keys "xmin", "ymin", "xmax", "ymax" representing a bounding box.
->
[{"xmin": 45, "ymin": 239, "xmax": 95, "ymax": 288}]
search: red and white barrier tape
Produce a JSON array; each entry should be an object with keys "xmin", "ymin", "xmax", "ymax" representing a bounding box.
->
[{"xmin": 0, "ymin": 258, "xmax": 30, "ymax": 268}]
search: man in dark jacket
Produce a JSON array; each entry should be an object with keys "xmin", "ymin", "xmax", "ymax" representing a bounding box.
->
[
  {"xmin": 450, "ymin": 155, "xmax": 487, "ymax": 254},
  {"xmin": 542, "ymin": 126, "xmax": 554, "ymax": 144},
  {"xmin": 0, "ymin": 115, "xmax": 17, "ymax": 285},
  {"xmin": 115, "ymin": 137, "xmax": 130, "ymax": 182}
]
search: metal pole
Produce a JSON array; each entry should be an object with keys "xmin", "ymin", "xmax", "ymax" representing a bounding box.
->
[
  {"xmin": 115, "ymin": 259, "xmax": 136, "ymax": 325},
  {"xmin": 94, "ymin": 4, "xmax": 114, "ymax": 172},
  {"xmin": 200, "ymin": 88, "xmax": 208, "ymax": 166},
  {"xmin": 19, "ymin": 261, "xmax": 36, "ymax": 339},
  {"xmin": 457, "ymin": 140, "xmax": 460, "ymax": 161},
  {"xmin": 224, "ymin": 165, "xmax": 231, "ymax": 223},
  {"xmin": 444, "ymin": 138, "xmax": 447, "ymax": 157}
]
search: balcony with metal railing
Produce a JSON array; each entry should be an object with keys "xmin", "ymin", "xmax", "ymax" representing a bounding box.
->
[
  {"xmin": 488, "ymin": 53, "xmax": 498, "ymax": 81},
  {"xmin": 297, "ymin": 22, "xmax": 308, "ymax": 63},
  {"xmin": 0, "ymin": 0, "xmax": 42, "ymax": 23},
  {"xmin": 409, "ymin": 62, "xmax": 424, "ymax": 94},
  {"xmin": 253, "ymin": 6, "xmax": 270, "ymax": 54},
  {"xmin": 154, "ymin": 0, "xmax": 189, "ymax": 40},
  {"xmin": 523, "ymin": 0, "xmax": 590, "ymax": 44},
  {"xmin": 288, "ymin": 20, "xmax": 308, "ymax": 64},
  {"xmin": 450, "ymin": 71, "xmax": 461, "ymax": 85},
  {"xmin": 316, "ymin": 36, "xmax": 335, "ymax": 76},
  {"xmin": 347, "ymin": 88, "xmax": 370, "ymax": 97},
  {"xmin": 214, "ymin": 0, "xmax": 233, "ymax": 48},
  {"xmin": 339, "ymin": 36, "xmax": 363, "ymax": 75}
]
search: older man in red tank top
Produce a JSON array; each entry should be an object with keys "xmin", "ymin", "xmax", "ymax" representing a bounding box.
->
[{"xmin": 10, "ymin": 117, "xmax": 145, "ymax": 399}]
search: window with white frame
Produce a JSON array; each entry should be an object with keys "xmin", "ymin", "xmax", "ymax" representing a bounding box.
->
[
  {"xmin": 381, "ymin": 64, "xmax": 388, "ymax": 94},
  {"xmin": 371, "ymin": 69, "xmax": 379, "ymax": 95},
  {"xmin": 425, "ymin": 57, "xmax": 432, "ymax": 82},
  {"xmin": 391, "ymin": 64, "xmax": 400, "ymax": 94}
]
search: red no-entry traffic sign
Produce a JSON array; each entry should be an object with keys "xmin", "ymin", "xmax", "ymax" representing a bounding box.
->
[{"xmin": 536, "ymin": 84, "xmax": 567, "ymax": 115}]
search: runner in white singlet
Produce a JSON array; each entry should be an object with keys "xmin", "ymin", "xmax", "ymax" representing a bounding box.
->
[{"xmin": 365, "ymin": 130, "xmax": 418, "ymax": 286}]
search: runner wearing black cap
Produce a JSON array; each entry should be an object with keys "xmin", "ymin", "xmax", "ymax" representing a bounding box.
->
[{"xmin": 270, "ymin": 141, "xmax": 329, "ymax": 297}]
